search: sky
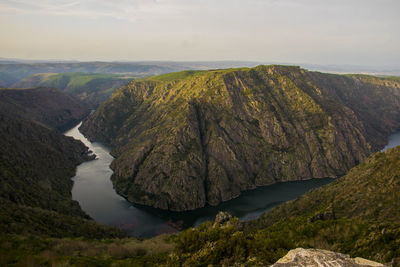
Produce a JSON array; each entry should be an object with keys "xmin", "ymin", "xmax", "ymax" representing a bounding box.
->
[{"xmin": 0, "ymin": 0, "xmax": 399, "ymax": 66}]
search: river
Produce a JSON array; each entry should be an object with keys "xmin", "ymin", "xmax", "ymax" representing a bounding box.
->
[
  {"xmin": 65, "ymin": 124, "xmax": 400, "ymax": 237},
  {"xmin": 382, "ymin": 132, "xmax": 400, "ymax": 151}
]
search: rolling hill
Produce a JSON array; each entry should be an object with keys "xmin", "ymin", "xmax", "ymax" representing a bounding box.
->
[{"xmin": 12, "ymin": 73, "xmax": 133, "ymax": 106}]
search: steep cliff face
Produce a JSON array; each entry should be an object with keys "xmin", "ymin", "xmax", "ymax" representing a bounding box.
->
[
  {"xmin": 0, "ymin": 87, "xmax": 89, "ymax": 131},
  {"xmin": 80, "ymin": 65, "xmax": 400, "ymax": 211},
  {"xmin": 250, "ymin": 145, "xmax": 400, "ymax": 229}
]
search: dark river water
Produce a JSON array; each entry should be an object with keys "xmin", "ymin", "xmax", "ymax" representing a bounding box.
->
[
  {"xmin": 65, "ymin": 124, "xmax": 400, "ymax": 237},
  {"xmin": 382, "ymin": 132, "xmax": 400, "ymax": 151}
]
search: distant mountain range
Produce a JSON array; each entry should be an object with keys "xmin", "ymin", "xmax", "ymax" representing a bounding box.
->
[
  {"xmin": 1, "ymin": 57, "xmax": 399, "ymax": 73},
  {"xmin": 11, "ymin": 73, "xmax": 134, "ymax": 107}
]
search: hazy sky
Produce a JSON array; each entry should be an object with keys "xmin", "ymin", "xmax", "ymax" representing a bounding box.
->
[{"xmin": 0, "ymin": 0, "xmax": 399, "ymax": 65}]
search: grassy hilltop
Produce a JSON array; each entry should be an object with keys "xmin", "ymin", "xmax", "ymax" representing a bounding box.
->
[{"xmin": 12, "ymin": 73, "xmax": 134, "ymax": 107}]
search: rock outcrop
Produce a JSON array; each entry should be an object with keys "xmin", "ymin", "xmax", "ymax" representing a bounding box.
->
[
  {"xmin": 213, "ymin": 211, "xmax": 233, "ymax": 226},
  {"xmin": 80, "ymin": 65, "xmax": 400, "ymax": 211},
  {"xmin": 272, "ymin": 248, "xmax": 385, "ymax": 267}
]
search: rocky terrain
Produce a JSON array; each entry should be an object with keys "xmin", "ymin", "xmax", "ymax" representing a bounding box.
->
[
  {"xmin": 251, "ymin": 146, "xmax": 400, "ymax": 228},
  {"xmin": 170, "ymin": 146, "xmax": 400, "ymax": 266},
  {"xmin": 272, "ymin": 248, "xmax": 385, "ymax": 267},
  {"xmin": 2, "ymin": 108, "xmax": 400, "ymax": 266},
  {"xmin": 80, "ymin": 65, "xmax": 400, "ymax": 211},
  {"xmin": 0, "ymin": 87, "xmax": 89, "ymax": 131}
]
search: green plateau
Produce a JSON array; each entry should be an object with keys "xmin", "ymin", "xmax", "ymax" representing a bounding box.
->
[
  {"xmin": 0, "ymin": 62, "xmax": 181, "ymax": 87},
  {"xmin": 80, "ymin": 65, "xmax": 400, "ymax": 211},
  {"xmin": 11, "ymin": 73, "xmax": 134, "ymax": 107}
]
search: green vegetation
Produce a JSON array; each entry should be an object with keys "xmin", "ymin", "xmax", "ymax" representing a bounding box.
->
[
  {"xmin": 0, "ymin": 199, "xmax": 124, "ymax": 239},
  {"xmin": 0, "ymin": 62, "xmax": 178, "ymax": 82},
  {"xmin": 0, "ymin": 234, "xmax": 174, "ymax": 266},
  {"xmin": 2, "ymin": 65, "xmax": 400, "ymax": 266},
  {"xmin": 145, "ymin": 70, "xmax": 208, "ymax": 82},
  {"xmin": 0, "ymin": 87, "xmax": 89, "ymax": 131},
  {"xmin": 13, "ymin": 73, "xmax": 134, "ymax": 106},
  {"xmin": 81, "ymin": 65, "xmax": 400, "ymax": 211},
  {"xmin": 0, "ymin": 112, "xmax": 126, "ymax": 237},
  {"xmin": 170, "ymin": 147, "xmax": 400, "ymax": 266},
  {"xmin": 171, "ymin": 216, "xmax": 399, "ymax": 266},
  {"xmin": 385, "ymin": 76, "xmax": 400, "ymax": 82},
  {"xmin": 0, "ymin": 86, "xmax": 128, "ymax": 241},
  {"xmin": 2, "ymin": 146, "xmax": 399, "ymax": 266}
]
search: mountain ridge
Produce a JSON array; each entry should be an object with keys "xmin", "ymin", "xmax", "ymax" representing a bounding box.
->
[
  {"xmin": 81, "ymin": 65, "xmax": 400, "ymax": 211},
  {"xmin": 0, "ymin": 87, "xmax": 89, "ymax": 131},
  {"xmin": 11, "ymin": 72, "xmax": 133, "ymax": 106}
]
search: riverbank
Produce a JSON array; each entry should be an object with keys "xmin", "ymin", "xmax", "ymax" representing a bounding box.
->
[{"xmin": 65, "ymin": 123, "xmax": 334, "ymax": 237}]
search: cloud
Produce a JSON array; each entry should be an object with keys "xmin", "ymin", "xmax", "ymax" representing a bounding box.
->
[{"xmin": 0, "ymin": 0, "xmax": 187, "ymax": 22}]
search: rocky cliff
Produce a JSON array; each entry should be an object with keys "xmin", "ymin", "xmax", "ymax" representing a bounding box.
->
[
  {"xmin": 272, "ymin": 248, "xmax": 385, "ymax": 267},
  {"xmin": 80, "ymin": 65, "xmax": 400, "ymax": 211}
]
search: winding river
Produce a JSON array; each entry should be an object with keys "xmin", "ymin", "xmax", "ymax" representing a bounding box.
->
[{"xmin": 65, "ymin": 124, "xmax": 400, "ymax": 237}]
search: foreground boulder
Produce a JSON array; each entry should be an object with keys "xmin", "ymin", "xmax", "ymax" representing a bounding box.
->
[{"xmin": 272, "ymin": 248, "xmax": 385, "ymax": 267}]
